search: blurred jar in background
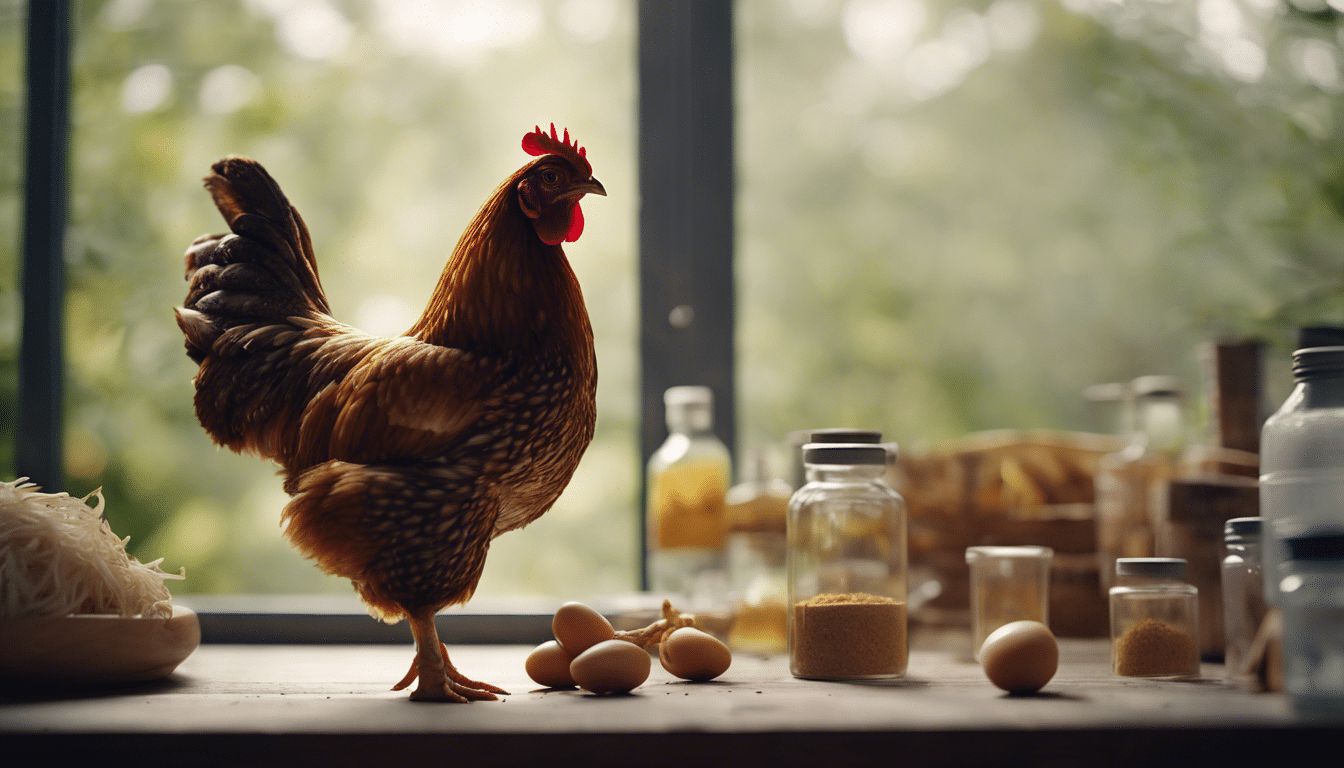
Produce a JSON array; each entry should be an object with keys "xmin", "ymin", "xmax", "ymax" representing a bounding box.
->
[
  {"xmin": 724, "ymin": 451, "xmax": 792, "ymax": 654},
  {"xmin": 1095, "ymin": 376, "xmax": 1186, "ymax": 592},
  {"xmin": 1221, "ymin": 517, "xmax": 1265, "ymax": 686}
]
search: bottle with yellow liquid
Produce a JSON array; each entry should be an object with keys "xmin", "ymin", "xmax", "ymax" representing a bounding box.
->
[
  {"xmin": 647, "ymin": 386, "xmax": 731, "ymax": 597},
  {"xmin": 725, "ymin": 451, "xmax": 792, "ymax": 653}
]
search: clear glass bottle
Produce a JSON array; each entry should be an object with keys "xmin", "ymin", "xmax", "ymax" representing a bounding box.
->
[
  {"xmin": 1221, "ymin": 517, "xmax": 1264, "ymax": 686},
  {"xmin": 646, "ymin": 386, "xmax": 731, "ymax": 598},
  {"xmin": 1109, "ymin": 558, "xmax": 1200, "ymax": 678},
  {"xmin": 965, "ymin": 545, "xmax": 1053, "ymax": 661},
  {"xmin": 788, "ymin": 443, "xmax": 907, "ymax": 680},
  {"xmin": 724, "ymin": 451, "xmax": 791, "ymax": 654},
  {"xmin": 1279, "ymin": 530, "xmax": 1344, "ymax": 715},
  {"xmin": 1095, "ymin": 376, "xmax": 1186, "ymax": 591},
  {"xmin": 1260, "ymin": 346, "xmax": 1344, "ymax": 603}
]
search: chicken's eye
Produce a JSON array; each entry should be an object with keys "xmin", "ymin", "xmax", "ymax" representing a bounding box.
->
[{"xmin": 540, "ymin": 169, "xmax": 561, "ymax": 186}]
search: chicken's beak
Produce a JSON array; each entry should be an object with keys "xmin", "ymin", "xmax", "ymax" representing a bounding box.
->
[{"xmin": 574, "ymin": 177, "xmax": 606, "ymax": 198}]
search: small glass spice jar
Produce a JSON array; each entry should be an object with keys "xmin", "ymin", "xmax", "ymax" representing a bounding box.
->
[
  {"xmin": 1221, "ymin": 517, "xmax": 1265, "ymax": 685},
  {"xmin": 965, "ymin": 545, "xmax": 1053, "ymax": 661},
  {"xmin": 788, "ymin": 443, "xmax": 907, "ymax": 680},
  {"xmin": 1279, "ymin": 530, "xmax": 1344, "ymax": 714},
  {"xmin": 1109, "ymin": 557, "xmax": 1199, "ymax": 678}
]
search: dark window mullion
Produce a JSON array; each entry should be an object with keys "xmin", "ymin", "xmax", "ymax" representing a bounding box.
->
[
  {"xmin": 17, "ymin": 0, "xmax": 71, "ymax": 491},
  {"xmin": 638, "ymin": 1, "xmax": 736, "ymax": 589}
]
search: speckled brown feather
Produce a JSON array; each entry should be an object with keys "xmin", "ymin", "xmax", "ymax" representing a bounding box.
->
[{"xmin": 176, "ymin": 154, "xmax": 597, "ymax": 624}]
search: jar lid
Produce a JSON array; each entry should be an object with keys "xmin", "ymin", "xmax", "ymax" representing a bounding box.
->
[
  {"xmin": 1285, "ymin": 530, "xmax": 1344, "ymax": 561},
  {"xmin": 810, "ymin": 428, "xmax": 882, "ymax": 444},
  {"xmin": 1292, "ymin": 346, "xmax": 1344, "ymax": 380},
  {"xmin": 802, "ymin": 443, "xmax": 887, "ymax": 466},
  {"xmin": 1116, "ymin": 557, "xmax": 1186, "ymax": 579},
  {"xmin": 1131, "ymin": 375, "xmax": 1183, "ymax": 398},
  {"xmin": 1224, "ymin": 517, "xmax": 1262, "ymax": 542},
  {"xmin": 966, "ymin": 545, "xmax": 1053, "ymax": 562}
]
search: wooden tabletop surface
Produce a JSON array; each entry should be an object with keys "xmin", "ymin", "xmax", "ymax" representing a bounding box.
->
[{"xmin": 0, "ymin": 639, "xmax": 1329, "ymax": 765}]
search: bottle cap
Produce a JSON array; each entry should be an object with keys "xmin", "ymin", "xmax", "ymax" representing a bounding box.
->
[
  {"xmin": 1296, "ymin": 325, "xmax": 1344, "ymax": 351},
  {"xmin": 802, "ymin": 443, "xmax": 887, "ymax": 466},
  {"xmin": 1285, "ymin": 530, "xmax": 1344, "ymax": 561},
  {"xmin": 1116, "ymin": 557, "xmax": 1187, "ymax": 579},
  {"xmin": 1224, "ymin": 517, "xmax": 1262, "ymax": 543},
  {"xmin": 664, "ymin": 386, "xmax": 713, "ymax": 433}
]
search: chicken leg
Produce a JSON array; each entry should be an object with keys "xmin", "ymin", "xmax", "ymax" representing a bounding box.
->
[{"xmin": 393, "ymin": 611, "xmax": 509, "ymax": 702}]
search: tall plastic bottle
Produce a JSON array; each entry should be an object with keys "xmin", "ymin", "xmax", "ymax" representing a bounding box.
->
[
  {"xmin": 1095, "ymin": 376, "xmax": 1186, "ymax": 591},
  {"xmin": 646, "ymin": 386, "xmax": 731, "ymax": 598},
  {"xmin": 1261, "ymin": 345, "xmax": 1344, "ymax": 601}
]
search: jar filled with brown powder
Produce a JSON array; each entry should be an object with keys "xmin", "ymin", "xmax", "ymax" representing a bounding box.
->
[
  {"xmin": 1109, "ymin": 558, "xmax": 1199, "ymax": 678},
  {"xmin": 788, "ymin": 442, "xmax": 907, "ymax": 680}
]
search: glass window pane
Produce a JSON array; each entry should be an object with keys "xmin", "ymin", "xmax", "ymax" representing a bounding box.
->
[
  {"xmin": 737, "ymin": 0, "xmax": 1344, "ymax": 453},
  {"xmin": 4, "ymin": 0, "xmax": 638, "ymax": 599}
]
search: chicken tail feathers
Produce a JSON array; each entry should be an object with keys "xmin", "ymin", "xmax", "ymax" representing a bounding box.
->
[{"xmin": 178, "ymin": 157, "xmax": 331, "ymax": 359}]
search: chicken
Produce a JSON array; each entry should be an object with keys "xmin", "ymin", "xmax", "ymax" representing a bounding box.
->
[{"xmin": 174, "ymin": 125, "xmax": 604, "ymax": 701}]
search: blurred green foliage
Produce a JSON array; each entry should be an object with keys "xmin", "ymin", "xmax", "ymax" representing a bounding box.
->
[
  {"xmin": 2, "ymin": 0, "xmax": 637, "ymax": 597},
  {"xmin": 737, "ymin": 0, "xmax": 1344, "ymax": 456},
  {"xmin": 3, "ymin": 0, "xmax": 1344, "ymax": 597}
]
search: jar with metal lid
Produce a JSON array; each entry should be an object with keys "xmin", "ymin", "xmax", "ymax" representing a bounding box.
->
[
  {"xmin": 788, "ymin": 442, "xmax": 907, "ymax": 680},
  {"xmin": 1109, "ymin": 557, "xmax": 1199, "ymax": 678},
  {"xmin": 1221, "ymin": 517, "xmax": 1265, "ymax": 685},
  {"xmin": 1261, "ymin": 344, "xmax": 1344, "ymax": 603},
  {"xmin": 1280, "ymin": 530, "xmax": 1344, "ymax": 714}
]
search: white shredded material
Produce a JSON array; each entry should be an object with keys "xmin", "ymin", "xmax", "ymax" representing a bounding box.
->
[{"xmin": 0, "ymin": 478, "xmax": 184, "ymax": 619}]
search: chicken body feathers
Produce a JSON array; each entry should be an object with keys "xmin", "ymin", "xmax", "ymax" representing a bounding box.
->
[{"xmin": 176, "ymin": 156, "xmax": 597, "ymax": 622}]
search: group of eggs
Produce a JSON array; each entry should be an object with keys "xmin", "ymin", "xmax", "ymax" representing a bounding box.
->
[
  {"xmin": 525, "ymin": 602, "xmax": 733, "ymax": 694},
  {"xmin": 527, "ymin": 603, "xmax": 1058, "ymax": 695}
]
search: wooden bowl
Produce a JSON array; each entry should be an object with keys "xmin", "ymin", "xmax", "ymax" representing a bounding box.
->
[{"xmin": 0, "ymin": 604, "xmax": 200, "ymax": 683}]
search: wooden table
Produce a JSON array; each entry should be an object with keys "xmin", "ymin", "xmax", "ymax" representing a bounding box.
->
[{"xmin": 0, "ymin": 640, "xmax": 1330, "ymax": 766}]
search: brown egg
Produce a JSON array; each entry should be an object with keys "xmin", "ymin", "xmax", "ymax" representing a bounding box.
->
[
  {"xmin": 659, "ymin": 627, "xmax": 732, "ymax": 681},
  {"xmin": 552, "ymin": 601, "xmax": 615, "ymax": 656},
  {"xmin": 569, "ymin": 639, "xmax": 651, "ymax": 694},
  {"xmin": 525, "ymin": 640, "xmax": 577, "ymax": 688},
  {"xmin": 979, "ymin": 620, "xmax": 1059, "ymax": 694}
]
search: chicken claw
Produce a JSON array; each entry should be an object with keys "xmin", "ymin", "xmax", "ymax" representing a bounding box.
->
[{"xmin": 396, "ymin": 613, "xmax": 509, "ymax": 702}]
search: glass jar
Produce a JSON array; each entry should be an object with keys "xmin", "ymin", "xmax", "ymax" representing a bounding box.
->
[
  {"xmin": 788, "ymin": 443, "xmax": 907, "ymax": 680},
  {"xmin": 1280, "ymin": 531, "xmax": 1344, "ymax": 715},
  {"xmin": 1109, "ymin": 557, "xmax": 1199, "ymax": 678},
  {"xmin": 1260, "ymin": 346, "xmax": 1344, "ymax": 603},
  {"xmin": 966, "ymin": 545, "xmax": 1053, "ymax": 660},
  {"xmin": 646, "ymin": 386, "xmax": 731, "ymax": 598},
  {"xmin": 724, "ymin": 451, "xmax": 791, "ymax": 654},
  {"xmin": 1095, "ymin": 376, "xmax": 1186, "ymax": 592},
  {"xmin": 1221, "ymin": 517, "xmax": 1264, "ymax": 686}
]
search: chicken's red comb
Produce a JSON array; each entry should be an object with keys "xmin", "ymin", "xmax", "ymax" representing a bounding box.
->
[{"xmin": 522, "ymin": 123, "xmax": 592, "ymax": 176}]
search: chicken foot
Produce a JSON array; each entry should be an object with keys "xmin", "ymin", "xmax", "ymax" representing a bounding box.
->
[{"xmin": 394, "ymin": 612, "xmax": 509, "ymax": 702}]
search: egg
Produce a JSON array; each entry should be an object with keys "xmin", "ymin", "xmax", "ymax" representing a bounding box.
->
[
  {"xmin": 659, "ymin": 627, "xmax": 732, "ymax": 681},
  {"xmin": 525, "ymin": 640, "xmax": 577, "ymax": 688},
  {"xmin": 978, "ymin": 620, "xmax": 1059, "ymax": 694},
  {"xmin": 569, "ymin": 639, "xmax": 651, "ymax": 694},
  {"xmin": 552, "ymin": 601, "xmax": 615, "ymax": 656}
]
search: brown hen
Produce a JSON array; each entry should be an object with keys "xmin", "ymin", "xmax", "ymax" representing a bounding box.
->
[{"xmin": 174, "ymin": 125, "xmax": 603, "ymax": 701}]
